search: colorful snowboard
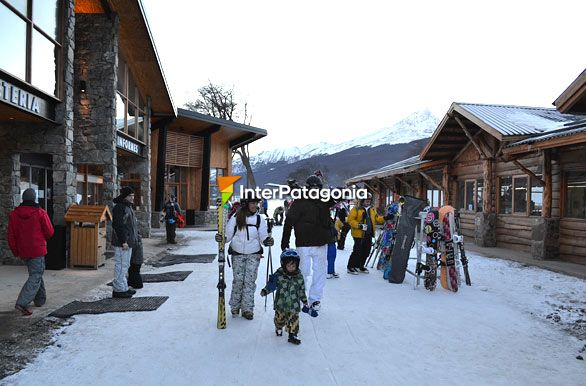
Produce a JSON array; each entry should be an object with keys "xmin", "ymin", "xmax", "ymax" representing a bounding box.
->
[
  {"xmin": 439, "ymin": 205, "xmax": 458, "ymax": 292},
  {"xmin": 423, "ymin": 208, "xmax": 441, "ymax": 291},
  {"xmin": 388, "ymin": 195, "xmax": 426, "ymax": 284}
]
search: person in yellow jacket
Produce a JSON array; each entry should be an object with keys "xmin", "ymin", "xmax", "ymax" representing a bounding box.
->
[{"xmin": 346, "ymin": 194, "xmax": 387, "ymax": 274}]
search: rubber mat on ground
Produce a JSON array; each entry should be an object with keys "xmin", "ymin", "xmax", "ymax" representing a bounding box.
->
[
  {"xmin": 49, "ymin": 296, "xmax": 169, "ymax": 318},
  {"xmin": 150, "ymin": 254, "xmax": 215, "ymax": 267}
]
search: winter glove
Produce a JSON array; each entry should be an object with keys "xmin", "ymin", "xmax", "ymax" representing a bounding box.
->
[
  {"xmin": 281, "ymin": 242, "xmax": 289, "ymax": 251},
  {"xmin": 383, "ymin": 214, "xmax": 393, "ymax": 221},
  {"xmin": 215, "ymin": 233, "xmax": 222, "ymax": 243},
  {"xmin": 260, "ymin": 289, "xmax": 268, "ymax": 297},
  {"xmin": 263, "ymin": 237, "xmax": 274, "ymax": 247},
  {"xmin": 302, "ymin": 303, "xmax": 318, "ymax": 317}
]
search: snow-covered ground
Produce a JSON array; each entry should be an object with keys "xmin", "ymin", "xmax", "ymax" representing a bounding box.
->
[{"xmin": 3, "ymin": 226, "xmax": 586, "ymax": 386}]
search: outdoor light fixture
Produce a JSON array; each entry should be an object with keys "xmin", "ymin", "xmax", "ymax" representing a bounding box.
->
[{"xmin": 80, "ymin": 80, "xmax": 87, "ymax": 93}]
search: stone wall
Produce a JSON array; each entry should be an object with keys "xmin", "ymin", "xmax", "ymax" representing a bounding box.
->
[
  {"xmin": 531, "ymin": 218, "xmax": 560, "ymax": 260},
  {"xmin": 474, "ymin": 212, "xmax": 496, "ymax": 247},
  {"xmin": 73, "ymin": 13, "xmax": 119, "ymax": 208}
]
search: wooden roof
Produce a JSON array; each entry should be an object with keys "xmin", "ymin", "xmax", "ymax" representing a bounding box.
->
[
  {"xmin": 168, "ymin": 108, "xmax": 268, "ymax": 149},
  {"xmin": 64, "ymin": 205, "xmax": 113, "ymax": 223},
  {"xmin": 77, "ymin": 0, "xmax": 176, "ymax": 116},
  {"xmin": 553, "ymin": 68, "xmax": 586, "ymax": 114}
]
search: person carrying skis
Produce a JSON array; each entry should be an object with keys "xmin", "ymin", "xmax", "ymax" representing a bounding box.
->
[
  {"xmin": 261, "ymin": 249, "xmax": 317, "ymax": 345},
  {"xmin": 346, "ymin": 193, "xmax": 388, "ymax": 274},
  {"xmin": 215, "ymin": 196, "xmax": 273, "ymax": 320},
  {"xmin": 281, "ymin": 175, "xmax": 334, "ymax": 311}
]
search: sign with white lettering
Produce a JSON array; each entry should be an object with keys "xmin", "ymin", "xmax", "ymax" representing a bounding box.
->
[
  {"xmin": 116, "ymin": 132, "xmax": 144, "ymax": 157},
  {"xmin": 0, "ymin": 77, "xmax": 54, "ymax": 120}
]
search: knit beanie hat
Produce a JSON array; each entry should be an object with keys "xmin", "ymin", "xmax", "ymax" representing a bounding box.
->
[
  {"xmin": 22, "ymin": 188, "xmax": 36, "ymax": 202},
  {"xmin": 119, "ymin": 186, "xmax": 134, "ymax": 199}
]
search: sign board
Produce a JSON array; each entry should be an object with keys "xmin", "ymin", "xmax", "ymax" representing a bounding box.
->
[
  {"xmin": 116, "ymin": 132, "xmax": 144, "ymax": 157},
  {"xmin": 0, "ymin": 77, "xmax": 55, "ymax": 121}
]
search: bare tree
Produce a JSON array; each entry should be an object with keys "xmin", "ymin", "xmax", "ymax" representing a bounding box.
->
[{"xmin": 185, "ymin": 81, "xmax": 257, "ymax": 187}]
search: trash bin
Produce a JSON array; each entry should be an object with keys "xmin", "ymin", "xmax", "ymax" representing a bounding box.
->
[
  {"xmin": 64, "ymin": 205, "xmax": 112, "ymax": 269},
  {"xmin": 46, "ymin": 225, "xmax": 66, "ymax": 270}
]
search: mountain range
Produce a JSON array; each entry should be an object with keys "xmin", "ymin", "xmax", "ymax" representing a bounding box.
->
[{"xmin": 233, "ymin": 110, "xmax": 440, "ymax": 187}]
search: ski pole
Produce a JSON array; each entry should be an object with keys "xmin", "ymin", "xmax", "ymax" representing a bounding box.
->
[{"xmin": 264, "ymin": 218, "xmax": 274, "ymax": 311}]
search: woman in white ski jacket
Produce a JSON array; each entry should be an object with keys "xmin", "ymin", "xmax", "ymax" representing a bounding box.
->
[{"xmin": 216, "ymin": 197, "xmax": 273, "ymax": 320}]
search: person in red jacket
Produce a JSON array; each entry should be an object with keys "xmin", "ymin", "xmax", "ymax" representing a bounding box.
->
[{"xmin": 8, "ymin": 188, "xmax": 54, "ymax": 316}]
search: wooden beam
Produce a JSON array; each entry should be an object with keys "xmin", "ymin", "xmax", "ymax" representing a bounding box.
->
[
  {"xmin": 543, "ymin": 149, "xmax": 552, "ymax": 218},
  {"xmin": 510, "ymin": 159, "xmax": 545, "ymax": 187},
  {"xmin": 483, "ymin": 158, "xmax": 494, "ymax": 213},
  {"xmin": 419, "ymin": 170, "xmax": 444, "ymax": 191},
  {"xmin": 442, "ymin": 165, "xmax": 450, "ymax": 205},
  {"xmin": 452, "ymin": 114, "xmax": 488, "ymax": 159},
  {"xmin": 395, "ymin": 175, "xmax": 417, "ymax": 193}
]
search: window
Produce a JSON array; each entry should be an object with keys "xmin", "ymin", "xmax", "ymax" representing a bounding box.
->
[
  {"xmin": 530, "ymin": 177, "xmax": 543, "ymax": 216},
  {"xmin": 76, "ymin": 165, "xmax": 104, "ymax": 205},
  {"xmin": 426, "ymin": 187, "xmax": 443, "ymax": 208},
  {"xmin": 0, "ymin": 0, "xmax": 62, "ymax": 97},
  {"xmin": 116, "ymin": 54, "xmax": 147, "ymax": 143},
  {"xmin": 209, "ymin": 168, "xmax": 225, "ymax": 208},
  {"xmin": 164, "ymin": 165, "xmax": 187, "ymax": 210},
  {"xmin": 499, "ymin": 176, "xmax": 513, "ymax": 214},
  {"xmin": 565, "ymin": 172, "xmax": 586, "ymax": 219},
  {"xmin": 465, "ymin": 180, "xmax": 475, "ymax": 211},
  {"xmin": 513, "ymin": 177, "xmax": 528, "ymax": 214},
  {"xmin": 476, "ymin": 179, "xmax": 484, "ymax": 212}
]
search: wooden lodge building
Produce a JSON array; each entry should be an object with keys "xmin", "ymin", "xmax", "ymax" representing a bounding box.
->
[
  {"xmin": 0, "ymin": 0, "xmax": 267, "ymax": 266},
  {"xmin": 348, "ymin": 70, "xmax": 586, "ymax": 264}
]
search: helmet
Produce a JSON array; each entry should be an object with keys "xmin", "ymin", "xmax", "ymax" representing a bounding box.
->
[
  {"xmin": 306, "ymin": 175, "xmax": 323, "ymax": 189},
  {"xmin": 280, "ymin": 249, "xmax": 300, "ymax": 270}
]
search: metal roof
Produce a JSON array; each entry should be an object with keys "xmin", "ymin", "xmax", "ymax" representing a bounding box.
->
[
  {"xmin": 346, "ymin": 156, "xmax": 429, "ymax": 184},
  {"xmin": 506, "ymin": 118, "xmax": 586, "ymax": 147},
  {"xmin": 457, "ymin": 103, "xmax": 586, "ymax": 137},
  {"xmin": 177, "ymin": 108, "xmax": 267, "ymax": 137}
]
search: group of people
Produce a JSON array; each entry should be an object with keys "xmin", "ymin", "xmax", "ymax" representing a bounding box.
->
[{"xmin": 214, "ymin": 173, "xmax": 391, "ymax": 345}]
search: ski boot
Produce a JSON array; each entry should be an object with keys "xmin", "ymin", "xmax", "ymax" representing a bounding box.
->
[
  {"xmin": 231, "ymin": 308, "xmax": 240, "ymax": 318},
  {"xmin": 311, "ymin": 301, "xmax": 321, "ymax": 311},
  {"xmin": 288, "ymin": 333, "xmax": 301, "ymax": 345},
  {"xmin": 275, "ymin": 328, "xmax": 283, "ymax": 337},
  {"xmin": 242, "ymin": 310, "xmax": 254, "ymax": 320}
]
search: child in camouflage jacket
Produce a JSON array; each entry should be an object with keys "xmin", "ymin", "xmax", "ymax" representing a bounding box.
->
[{"xmin": 261, "ymin": 249, "xmax": 318, "ymax": 345}]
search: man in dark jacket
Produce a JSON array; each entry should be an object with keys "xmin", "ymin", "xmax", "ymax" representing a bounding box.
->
[
  {"xmin": 281, "ymin": 175, "xmax": 335, "ymax": 311},
  {"xmin": 8, "ymin": 188, "xmax": 54, "ymax": 316},
  {"xmin": 111, "ymin": 186, "xmax": 138, "ymax": 298},
  {"xmin": 161, "ymin": 194, "xmax": 181, "ymax": 244}
]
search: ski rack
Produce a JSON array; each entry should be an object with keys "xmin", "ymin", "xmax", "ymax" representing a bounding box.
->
[{"xmin": 404, "ymin": 209, "xmax": 468, "ymax": 290}]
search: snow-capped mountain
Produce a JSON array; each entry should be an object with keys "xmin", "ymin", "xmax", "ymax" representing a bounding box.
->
[{"xmin": 234, "ymin": 110, "xmax": 439, "ymax": 173}]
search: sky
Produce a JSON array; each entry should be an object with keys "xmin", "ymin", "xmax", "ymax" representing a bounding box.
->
[{"xmin": 142, "ymin": 0, "xmax": 586, "ymax": 154}]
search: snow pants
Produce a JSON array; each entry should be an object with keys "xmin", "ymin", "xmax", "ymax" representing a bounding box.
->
[
  {"xmin": 229, "ymin": 254, "xmax": 261, "ymax": 313},
  {"xmin": 297, "ymin": 245, "xmax": 327, "ymax": 304},
  {"xmin": 113, "ymin": 246, "xmax": 132, "ymax": 292},
  {"xmin": 347, "ymin": 236, "xmax": 372, "ymax": 269},
  {"xmin": 274, "ymin": 311, "xmax": 300, "ymax": 335},
  {"xmin": 327, "ymin": 242, "xmax": 337, "ymax": 274},
  {"xmin": 16, "ymin": 257, "xmax": 46, "ymax": 307}
]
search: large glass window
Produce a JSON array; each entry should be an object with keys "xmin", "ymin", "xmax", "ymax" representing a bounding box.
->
[
  {"xmin": 426, "ymin": 187, "xmax": 442, "ymax": 208},
  {"xmin": 164, "ymin": 165, "xmax": 187, "ymax": 210},
  {"xmin": 76, "ymin": 165, "xmax": 104, "ymax": 205},
  {"xmin": 20, "ymin": 163, "xmax": 53, "ymax": 220},
  {"xmin": 116, "ymin": 54, "xmax": 147, "ymax": 144},
  {"xmin": 565, "ymin": 172, "xmax": 586, "ymax": 219},
  {"xmin": 0, "ymin": 0, "xmax": 62, "ymax": 97},
  {"xmin": 476, "ymin": 179, "xmax": 484, "ymax": 212},
  {"xmin": 499, "ymin": 176, "xmax": 513, "ymax": 214},
  {"xmin": 465, "ymin": 180, "xmax": 475, "ymax": 211},
  {"xmin": 513, "ymin": 177, "xmax": 528, "ymax": 214},
  {"xmin": 530, "ymin": 177, "xmax": 543, "ymax": 216}
]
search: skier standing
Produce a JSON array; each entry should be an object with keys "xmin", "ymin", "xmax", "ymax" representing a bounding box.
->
[
  {"xmin": 261, "ymin": 249, "xmax": 316, "ymax": 345},
  {"xmin": 215, "ymin": 197, "xmax": 273, "ymax": 320},
  {"xmin": 346, "ymin": 194, "xmax": 387, "ymax": 274},
  {"xmin": 273, "ymin": 206, "xmax": 285, "ymax": 225},
  {"xmin": 161, "ymin": 194, "xmax": 181, "ymax": 244},
  {"xmin": 281, "ymin": 175, "xmax": 334, "ymax": 311}
]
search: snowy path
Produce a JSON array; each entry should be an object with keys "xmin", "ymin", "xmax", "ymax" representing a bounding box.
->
[{"xmin": 4, "ymin": 227, "xmax": 586, "ymax": 386}]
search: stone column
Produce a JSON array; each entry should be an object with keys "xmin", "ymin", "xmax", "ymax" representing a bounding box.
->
[{"xmin": 531, "ymin": 218, "xmax": 560, "ymax": 260}]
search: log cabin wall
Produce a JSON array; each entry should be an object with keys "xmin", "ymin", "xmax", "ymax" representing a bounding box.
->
[{"xmin": 558, "ymin": 145, "xmax": 586, "ymax": 263}]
